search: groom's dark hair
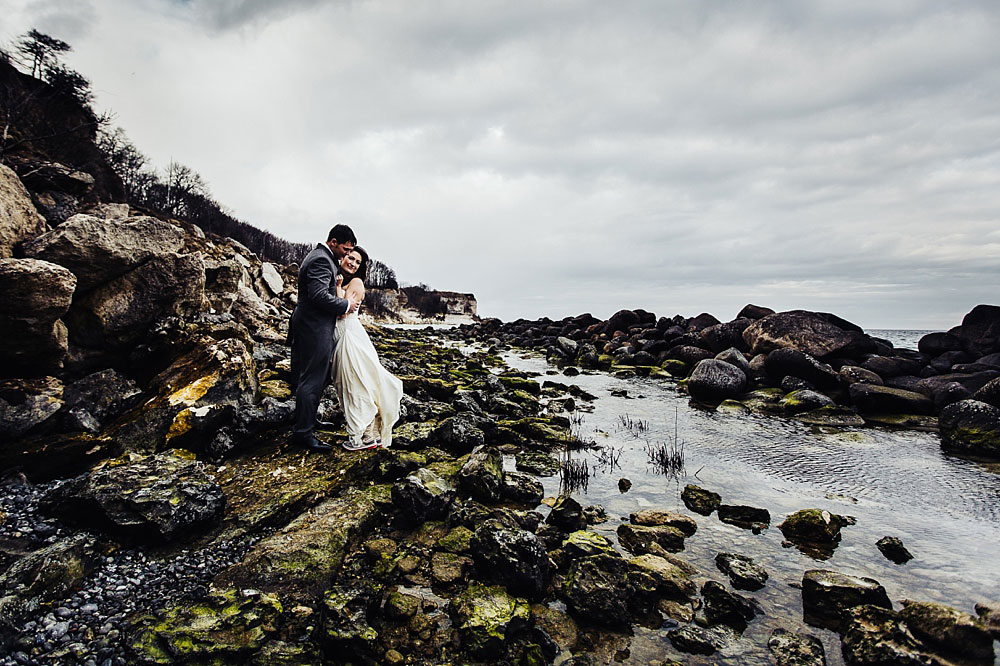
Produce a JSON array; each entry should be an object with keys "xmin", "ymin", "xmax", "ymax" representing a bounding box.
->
[{"xmin": 327, "ymin": 224, "xmax": 357, "ymax": 245}]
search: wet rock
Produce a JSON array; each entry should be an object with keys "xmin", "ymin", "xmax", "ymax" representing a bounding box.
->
[
  {"xmin": 700, "ymin": 319, "xmax": 753, "ymax": 353},
  {"xmin": 849, "ymin": 384, "xmax": 934, "ymax": 415},
  {"xmin": 779, "ymin": 509, "xmax": 851, "ymax": 549},
  {"xmin": 215, "ymin": 489, "xmax": 377, "ymax": 602},
  {"xmin": 780, "ymin": 389, "xmax": 836, "ymax": 414},
  {"xmin": 432, "ymin": 412, "xmax": 488, "ymax": 453},
  {"xmin": 682, "ymin": 484, "xmax": 721, "ymax": 515},
  {"xmin": 59, "ymin": 368, "xmax": 141, "ymax": 431},
  {"xmin": 972, "ymin": 377, "xmax": 1000, "ymax": 408},
  {"xmin": 932, "ymin": 381, "xmax": 971, "ymax": 410},
  {"xmin": 561, "ymin": 530, "xmax": 620, "ymax": 561},
  {"xmin": 0, "ymin": 534, "xmax": 99, "ymax": 626},
  {"xmin": 839, "ymin": 365, "xmax": 884, "ymax": 387},
  {"xmin": 320, "ymin": 584, "xmax": 379, "ymax": 654},
  {"xmin": 939, "ymin": 399, "xmax": 1000, "ymax": 458},
  {"xmin": 0, "ymin": 258, "xmax": 76, "ymax": 376},
  {"xmin": 431, "ymin": 551, "xmax": 474, "ymax": 585},
  {"xmin": 128, "ymin": 588, "xmax": 282, "ymax": 665},
  {"xmin": 616, "ymin": 523, "xmax": 686, "ymax": 554},
  {"xmin": 667, "ymin": 623, "xmax": 739, "ymax": 655},
  {"xmin": 450, "ymin": 583, "xmax": 530, "ymax": 658},
  {"xmin": 500, "ymin": 471, "xmax": 544, "ymax": 506},
  {"xmin": 975, "ymin": 601, "xmax": 1000, "ymax": 639},
  {"xmin": 662, "ymin": 345, "xmax": 714, "ymax": 367},
  {"xmin": 67, "ymin": 251, "xmax": 206, "ymax": 349},
  {"xmin": 860, "ymin": 355, "xmax": 922, "ymax": 379},
  {"xmin": 768, "ymin": 628, "xmax": 827, "ymax": 666},
  {"xmin": 687, "ymin": 359, "xmax": 747, "ymax": 403},
  {"xmin": 470, "ymin": 519, "xmax": 550, "ymax": 600},
  {"xmin": 876, "ymin": 536, "xmax": 913, "ymax": 564},
  {"xmin": 0, "ymin": 163, "xmax": 47, "ymax": 257},
  {"xmin": 626, "ymin": 553, "xmax": 696, "ymax": 601},
  {"xmin": 955, "ymin": 304, "xmax": 1000, "ymax": 357},
  {"xmin": 744, "ymin": 310, "xmax": 866, "ymax": 358},
  {"xmin": 801, "ymin": 569, "xmax": 891, "ymax": 631},
  {"xmin": 900, "ymin": 599, "xmax": 995, "ymax": 661},
  {"xmin": 764, "ymin": 348, "xmax": 839, "ymax": 390},
  {"xmin": 918, "ymin": 331, "xmax": 964, "ymax": 356},
  {"xmin": 23, "ymin": 213, "xmax": 187, "ymax": 292},
  {"xmin": 108, "ymin": 336, "xmax": 258, "ymax": 454},
  {"xmin": 840, "ymin": 604, "xmax": 931, "ymax": 666},
  {"xmin": 737, "ymin": 303, "xmax": 775, "ymax": 320},
  {"xmin": 717, "ymin": 504, "xmax": 770, "ymax": 531},
  {"xmin": 618, "ymin": 478, "xmax": 631, "ymax": 493},
  {"xmin": 545, "ymin": 495, "xmax": 587, "ymax": 533},
  {"xmin": 391, "ymin": 468, "xmax": 456, "ymax": 524},
  {"xmin": 919, "ymin": 370, "xmax": 1000, "ymax": 399},
  {"xmin": 0, "ymin": 376, "xmax": 64, "ymax": 439},
  {"xmin": 629, "ymin": 509, "xmax": 697, "ymax": 536},
  {"xmin": 715, "ymin": 552, "xmax": 768, "ymax": 591},
  {"xmin": 561, "ymin": 554, "xmax": 630, "ymax": 627},
  {"xmin": 701, "ymin": 580, "xmax": 756, "ymax": 629},
  {"xmin": 715, "ymin": 347, "xmax": 751, "ymax": 374},
  {"xmin": 458, "ymin": 445, "xmax": 504, "ymax": 503},
  {"xmin": 41, "ymin": 449, "xmax": 225, "ymax": 542},
  {"xmin": 530, "ymin": 603, "xmax": 578, "ymax": 655}
]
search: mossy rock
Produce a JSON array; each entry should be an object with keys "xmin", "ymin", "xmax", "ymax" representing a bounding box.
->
[
  {"xmin": 437, "ymin": 526, "xmax": 475, "ymax": 553},
  {"xmin": 259, "ymin": 379, "xmax": 291, "ymax": 400},
  {"xmin": 128, "ymin": 588, "xmax": 282, "ymax": 665},
  {"xmin": 741, "ymin": 388, "xmax": 785, "ymax": 415},
  {"xmin": 794, "ymin": 406, "xmax": 866, "ymax": 427},
  {"xmin": 660, "ymin": 359, "xmax": 688, "ymax": 377},
  {"xmin": 863, "ymin": 413, "xmax": 939, "ymax": 431},
  {"xmin": 391, "ymin": 421, "xmax": 438, "ymax": 448},
  {"xmin": 498, "ymin": 376, "xmax": 541, "ymax": 395},
  {"xmin": 515, "ymin": 450, "xmax": 561, "ymax": 477},
  {"xmin": 780, "ymin": 509, "xmax": 849, "ymax": 544},
  {"xmin": 717, "ymin": 399, "xmax": 750, "ymax": 415},
  {"xmin": 499, "ymin": 418, "xmax": 577, "ymax": 447},
  {"xmin": 398, "ymin": 375, "xmax": 459, "ymax": 401},
  {"xmin": 450, "ymin": 583, "xmax": 531, "ymax": 658},
  {"xmin": 561, "ymin": 530, "xmax": 619, "ymax": 560},
  {"xmin": 213, "ymin": 490, "xmax": 378, "ymax": 602}
]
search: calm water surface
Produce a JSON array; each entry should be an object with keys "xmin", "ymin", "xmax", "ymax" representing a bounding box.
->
[{"xmin": 485, "ymin": 327, "xmax": 999, "ymax": 665}]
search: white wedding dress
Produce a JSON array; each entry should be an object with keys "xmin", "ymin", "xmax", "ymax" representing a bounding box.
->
[{"xmin": 331, "ymin": 312, "xmax": 403, "ymax": 447}]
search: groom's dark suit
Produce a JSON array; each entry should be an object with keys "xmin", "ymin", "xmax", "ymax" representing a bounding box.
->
[{"xmin": 289, "ymin": 243, "xmax": 351, "ymax": 438}]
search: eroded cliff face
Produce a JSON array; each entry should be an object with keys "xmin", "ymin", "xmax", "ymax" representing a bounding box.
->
[{"xmin": 366, "ymin": 287, "xmax": 478, "ymax": 325}]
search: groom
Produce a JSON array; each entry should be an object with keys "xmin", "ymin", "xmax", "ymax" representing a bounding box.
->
[{"xmin": 289, "ymin": 224, "xmax": 362, "ymax": 452}]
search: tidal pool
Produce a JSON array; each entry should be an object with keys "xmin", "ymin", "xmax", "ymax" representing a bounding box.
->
[{"xmin": 502, "ymin": 349, "xmax": 1000, "ymax": 665}]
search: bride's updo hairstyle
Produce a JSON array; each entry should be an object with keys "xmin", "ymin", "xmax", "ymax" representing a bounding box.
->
[{"xmin": 344, "ymin": 245, "xmax": 369, "ymax": 282}]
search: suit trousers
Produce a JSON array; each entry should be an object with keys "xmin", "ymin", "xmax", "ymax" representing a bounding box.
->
[{"xmin": 290, "ymin": 310, "xmax": 336, "ymax": 437}]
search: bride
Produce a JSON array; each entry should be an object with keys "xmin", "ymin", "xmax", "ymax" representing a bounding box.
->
[{"xmin": 331, "ymin": 246, "xmax": 403, "ymax": 451}]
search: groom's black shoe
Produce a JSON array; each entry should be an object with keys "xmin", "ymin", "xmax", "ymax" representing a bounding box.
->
[{"xmin": 293, "ymin": 433, "xmax": 332, "ymax": 453}]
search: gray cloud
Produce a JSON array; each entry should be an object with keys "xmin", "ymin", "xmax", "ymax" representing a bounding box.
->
[{"xmin": 3, "ymin": 0, "xmax": 998, "ymax": 329}]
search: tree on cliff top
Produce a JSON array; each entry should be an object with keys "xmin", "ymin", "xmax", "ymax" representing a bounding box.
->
[{"xmin": 16, "ymin": 29, "xmax": 70, "ymax": 79}]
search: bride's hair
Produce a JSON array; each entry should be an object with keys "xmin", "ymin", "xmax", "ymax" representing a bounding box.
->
[{"xmin": 343, "ymin": 245, "xmax": 369, "ymax": 282}]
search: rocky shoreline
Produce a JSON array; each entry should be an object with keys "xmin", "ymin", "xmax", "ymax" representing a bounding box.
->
[{"xmin": 2, "ymin": 159, "xmax": 999, "ymax": 664}]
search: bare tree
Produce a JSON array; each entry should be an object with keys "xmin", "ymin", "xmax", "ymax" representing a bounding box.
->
[
  {"xmin": 367, "ymin": 258, "xmax": 398, "ymax": 289},
  {"xmin": 97, "ymin": 126, "xmax": 150, "ymax": 200}
]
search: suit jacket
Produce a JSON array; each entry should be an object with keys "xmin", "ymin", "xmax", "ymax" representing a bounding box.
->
[{"xmin": 289, "ymin": 243, "xmax": 351, "ymax": 344}]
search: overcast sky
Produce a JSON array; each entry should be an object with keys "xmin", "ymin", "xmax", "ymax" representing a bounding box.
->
[{"xmin": 3, "ymin": 0, "xmax": 999, "ymax": 329}]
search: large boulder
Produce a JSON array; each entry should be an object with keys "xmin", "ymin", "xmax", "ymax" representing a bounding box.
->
[
  {"xmin": 391, "ymin": 467, "xmax": 457, "ymax": 523},
  {"xmin": 106, "ymin": 336, "xmax": 258, "ymax": 454},
  {"xmin": 0, "ymin": 258, "xmax": 76, "ymax": 376},
  {"xmin": 470, "ymin": 520, "xmax": 550, "ymax": 600},
  {"xmin": 450, "ymin": 584, "xmax": 530, "ymax": 658},
  {"xmin": 737, "ymin": 304, "xmax": 775, "ymax": 320},
  {"xmin": 918, "ymin": 332, "xmax": 964, "ymax": 356},
  {"xmin": 841, "ymin": 605, "xmax": 932, "ymax": 666},
  {"xmin": 938, "ymin": 399, "xmax": 1000, "ymax": 458},
  {"xmin": 0, "ymin": 376, "xmax": 64, "ymax": 439},
  {"xmin": 40, "ymin": 449, "xmax": 225, "ymax": 542},
  {"xmin": 900, "ymin": 599, "xmax": 995, "ymax": 662},
  {"xmin": 699, "ymin": 318, "xmax": 752, "ymax": 353},
  {"xmin": 214, "ymin": 489, "xmax": 377, "ymax": 602},
  {"xmin": 743, "ymin": 310, "xmax": 869, "ymax": 358},
  {"xmin": 801, "ymin": 569, "xmax": 891, "ymax": 631},
  {"xmin": 0, "ymin": 533, "xmax": 99, "ymax": 628},
  {"xmin": 22, "ymin": 213, "xmax": 187, "ymax": 292},
  {"xmin": 0, "ymin": 163, "xmax": 47, "ymax": 257},
  {"xmin": 848, "ymin": 384, "xmax": 934, "ymax": 416},
  {"xmin": 59, "ymin": 368, "xmax": 141, "ymax": 433},
  {"xmin": 67, "ymin": 251, "xmax": 206, "ymax": 348},
  {"xmin": 601, "ymin": 309, "xmax": 642, "ymax": 336},
  {"xmin": 687, "ymin": 359, "xmax": 747, "ymax": 403},
  {"xmin": 561, "ymin": 554, "xmax": 631, "ymax": 626},
  {"xmin": 954, "ymin": 304, "xmax": 1000, "ymax": 357},
  {"xmin": 764, "ymin": 348, "xmax": 839, "ymax": 389}
]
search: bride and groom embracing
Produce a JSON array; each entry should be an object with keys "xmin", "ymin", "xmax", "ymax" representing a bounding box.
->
[{"xmin": 289, "ymin": 224, "xmax": 403, "ymax": 453}]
